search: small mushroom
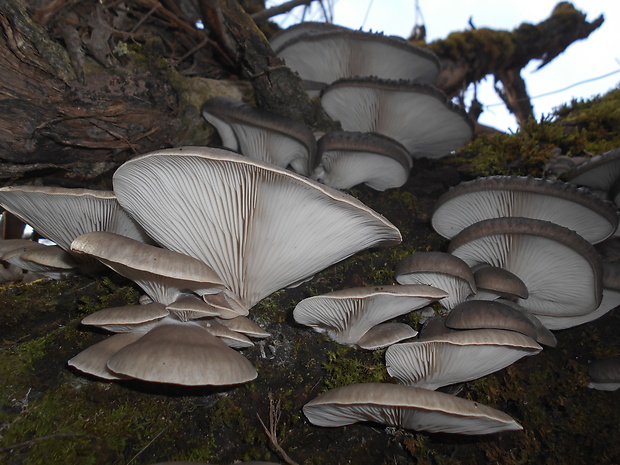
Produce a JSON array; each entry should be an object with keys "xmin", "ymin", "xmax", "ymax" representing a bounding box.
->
[
  {"xmin": 293, "ymin": 284, "xmax": 447, "ymax": 346},
  {"xmin": 588, "ymin": 356, "xmax": 620, "ymax": 391},
  {"xmin": 394, "ymin": 251, "xmax": 476, "ymax": 310},
  {"xmin": 469, "ymin": 264, "xmax": 529, "ymax": 301},
  {"xmin": 446, "ymin": 300, "xmax": 555, "ymax": 347},
  {"xmin": 201, "ymin": 97, "xmax": 317, "ymax": 176},
  {"xmin": 356, "ymin": 322, "xmax": 418, "ymax": 350},
  {"xmin": 68, "ymin": 332, "xmax": 145, "ymax": 380},
  {"xmin": 312, "ymin": 131, "xmax": 411, "ymax": 191},
  {"xmin": 81, "ymin": 303, "xmax": 170, "ymax": 333},
  {"xmin": 303, "ymin": 382, "xmax": 522, "ymax": 434}
]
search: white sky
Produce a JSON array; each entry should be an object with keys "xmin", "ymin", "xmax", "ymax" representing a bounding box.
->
[{"xmin": 266, "ymin": 0, "xmax": 620, "ymax": 132}]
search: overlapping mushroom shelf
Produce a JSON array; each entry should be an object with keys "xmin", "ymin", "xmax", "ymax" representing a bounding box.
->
[
  {"xmin": 199, "ymin": 21, "xmax": 474, "ymax": 193},
  {"xmin": 52, "ymin": 146, "xmax": 399, "ymax": 387}
]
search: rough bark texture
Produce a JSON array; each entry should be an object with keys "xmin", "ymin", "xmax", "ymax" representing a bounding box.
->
[{"xmin": 416, "ymin": 2, "xmax": 604, "ymax": 124}]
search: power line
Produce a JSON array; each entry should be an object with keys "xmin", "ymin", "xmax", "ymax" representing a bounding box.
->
[{"xmin": 486, "ymin": 68, "xmax": 620, "ymax": 107}]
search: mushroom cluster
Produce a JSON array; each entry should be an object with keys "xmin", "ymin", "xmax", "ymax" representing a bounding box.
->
[
  {"xmin": 60, "ymin": 146, "xmax": 401, "ymax": 386},
  {"xmin": 201, "ymin": 22, "xmax": 474, "ymax": 192},
  {"xmin": 298, "ymin": 173, "xmax": 620, "ymax": 434}
]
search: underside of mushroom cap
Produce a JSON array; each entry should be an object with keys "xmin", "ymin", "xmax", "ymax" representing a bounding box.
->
[
  {"xmin": 314, "ymin": 131, "xmax": 412, "ymax": 191},
  {"xmin": 71, "ymin": 232, "xmax": 226, "ymax": 305},
  {"xmin": 320, "ymin": 77, "xmax": 474, "ymax": 158},
  {"xmin": 448, "ymin": 217, "xmax": 603, "ymax": 317},
  {"xmin": 303, "ymin": 382, "xmax": 522, "ymax": 434},
  {"xmin": 432, "ymin": 175, "xmax": 618, "ymax": 243},
  {"xmin": 113, "ymin": 147, "xmax": 402, "ymax": 310},
  {"xmin": 568, "ymin": 147, "xmax": 620, "ymax": 192},
  {"xmin": 293, "ymin": 284, "xmax": 447, "ymax": 345},
  {"xmin": 385, "ymin": 329, "xmax": 541, "ymax": 389},
  {"xmin": 0, "ymin": 186, "xmax": 150, "ymax": 252},
  {"xmin": 201, "ymin": 97, "xmax": 317, "ymax": 176},
  {"xmin": 276, "ymin": 29, "xmax": 439, "ymax": 85}
]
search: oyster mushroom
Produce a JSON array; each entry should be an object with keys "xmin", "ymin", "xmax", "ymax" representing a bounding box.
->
[
  {"xmin": 303, "ymin": 382, "xmax": 522, "ymax": 434},
  {"xmin": 431, "ymin": 175, "xmax": 618, "ymax": 243},
  {"xmin": 293, "ymin": 284, "xmax": 447, "ymax": 346},
  {"xmin": 201, "ymin": 97, "xmax": 316, "ymax": 176},
  {"xmin": 113, "ymin": 147, "xmax": 402, "ymax": 310}
]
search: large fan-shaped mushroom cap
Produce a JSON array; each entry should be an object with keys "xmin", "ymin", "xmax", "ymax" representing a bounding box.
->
[
  {"xmin": 448, "ymin": 217, "xmax": 603, "ymax": 317},
  {"xmin": 432, "ymin": 176, "xmax": 618, "ymax": 243},
  {"xmin": 106, "ymin": 322, "xmax": 257, "ymax": 386},
  {"xmin": 320, "ymin": 77, "xmax": 473, "ymax": 158},
  {"xmin": 394, "ymin": 251, "xmax": 476, "ymax": 310},
  {"xmin": 113, "ymin": 147, "xmax": 402, "ymax": 310},
  {"xmin": 293, "ymin": 284, "xmax": 447, "ymax": 346},
  {"xmin": 385, "ymin": 329, "xmax": 541, "ymax": 390},
  {"xmin": 71, "ymin": 232, "xmax": 226, "ymax": 306},
  {"xmin": 276, "ymin": 29, "xmax": 439, "ymax": 85},
  {"xmin": 201, "ymin": 97, "xmax": 317, "ymax": 176},
  {"xmin": 313, "ymin": 131, "xmax": 411, "ymax": 191},
  {"xmin": 0, "ymin": 186, "xmax": 150, "ymax": 252},
  {"xmin": 303, "ymin": 382, "xmax": 522, "ymax": 434}
]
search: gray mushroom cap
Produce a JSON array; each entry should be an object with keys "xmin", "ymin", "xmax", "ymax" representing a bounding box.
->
[
  {"xmin": 269, "ymin": 21, "xmax": 352, "ymax": 54},
  {"xmin": 81, "ymin": 303, "xmax": 170, "ymax": 333},
  {"xmin": 113, "ymin": 147, "xmax": 402, "ymax": 310},
  {"xmin": 313, "ymin": 131, "xmax": 412, "ymax": 191},
  {"xmin": 201, "ymin": 97, "xmax": 317, "ymax": 176},
  {"xmin": 385, "ymin": 329, "xmax": 541, "ymax": 390},
  {"xmin": 431, "ymin": 175, "xmax": 619, "ymax": 243},
  {"xmin": 68, "ymin": 332, "xmax": 145, "ymax": 380},
  {"xmin": 448, "ymin": 217, "xmax": 603, "ymax": 318},
  {"xmin": 446, "ymin": 300, "xmax": 556, "ymax": 347},
  {"xmin": 106, "ymin": 322, "xmax": 257, "ymax": 386},
  {"xmin": 71, "ymin": 232, "xmax": 226, "ymax": 306},
  {"xmin": 356, "ymin": 322, "xmax": 418, "ymax": 350},
  {"xmin": 470, "ymin": 264, "xmax": 529, "ymax": 301},
  {"xmin": 320, "ymin": 77, "xmax": 474, "ymax": 158},
  {"xmin": 303, "ymin": 382, "xmax": 522, "ymax": 434},
  {"xmin": 276, "ymin": 29, "xmax": 439, "ymax": 85},
  {"xmin": 293, "ymin": 284, "xmax": 447, "ymax": 346},
  {"xmin": 2, "ymin": 241, "xmax": 77, "ymax": 279},
  {"xmin": 395, "ymin": 251, "xmax": 476, "ymax": 310}
]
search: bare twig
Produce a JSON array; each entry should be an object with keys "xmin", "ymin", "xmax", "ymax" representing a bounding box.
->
[
  {"xmin": 251, "ymin": 0, "xmax": 313, "ymax": 22},
  {"xmin": 256, "ymin": 392, "xmax": 300, "ymax": 465},
  {"xmin": 126, "ymin": 425, "xmax": 169, "ymax": 465}
]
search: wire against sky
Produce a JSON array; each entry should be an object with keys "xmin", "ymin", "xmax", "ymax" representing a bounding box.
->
[{"xmin": 486, "ymin": 68, "xmax": 620, "ymax": 107}]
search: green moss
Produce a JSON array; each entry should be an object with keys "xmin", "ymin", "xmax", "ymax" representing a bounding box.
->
[{"xmin": 322, "ymin": 345, "xmax": 389, "ymax": 390}]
